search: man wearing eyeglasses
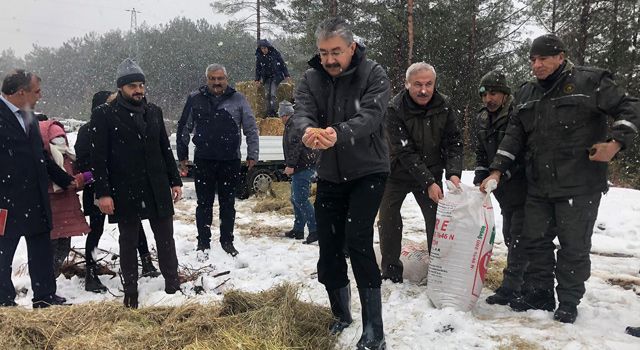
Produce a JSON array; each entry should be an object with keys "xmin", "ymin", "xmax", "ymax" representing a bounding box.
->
[
  {"xmin": 0, "ymin": 69, "xmax": 75, "ymax": 308},
  {"xmin": 294, "ymin": 17, "xmax": 390, "ymax": 350}
]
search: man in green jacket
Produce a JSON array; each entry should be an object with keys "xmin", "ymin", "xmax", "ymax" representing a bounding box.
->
[
  {"xmin": 378, "ymin": 62, "xmax": 463, "ymax": 283},
  {"xmin": 481, "ymin": 34, "xmax": 640, "ymax": 323},
  {"xmin": 473, "ymin": 69, "xmax": 529, "ymax": 305}
]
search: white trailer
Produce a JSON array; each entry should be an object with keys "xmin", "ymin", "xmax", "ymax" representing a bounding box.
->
[{"xmin": 169, "ymin": 134, "xmax": 288, "ymax": 198}]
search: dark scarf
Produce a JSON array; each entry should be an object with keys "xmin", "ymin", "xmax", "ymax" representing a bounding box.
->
[
  {"xmin": 117, "ymin": 92, "xmax": 147, "ymax": 134},
  {"xmin": 538, "ymin": 60, "xmax": 567, "ymax": 91}
]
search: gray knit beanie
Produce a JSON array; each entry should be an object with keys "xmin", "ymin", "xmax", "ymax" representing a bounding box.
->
[
  {"xmin": 116, "ymin": 58, "xmax": 145, "ymax": 88},
  {"xmin": 278, "ymin": 100, "xmax": 294, "ymax": 117}
]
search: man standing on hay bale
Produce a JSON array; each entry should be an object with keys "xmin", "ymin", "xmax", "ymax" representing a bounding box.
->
[
  {"xmin": 377, "ymin": 62, "xmax": 463, "ymax": 284},
  {"xmin": 279, "ymin": 100, "xmax": 318, "ymax": 243},
  {"xmin": 90, "ymin": 58, "xmax": 183, "ymax": 308},
  {"xmin": 177, "ymin": 64, "xmax": 259, "ymax": 258},
  {"xmin": 255, "ymin": 39, "xmax": 291, "ymax": 118},
  {"xmin": 294, "ymin": 17, "xmax": 390, "ymax": 350}
]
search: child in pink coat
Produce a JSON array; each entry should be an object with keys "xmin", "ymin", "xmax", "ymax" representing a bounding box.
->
[{"xmin": 39, "ymin": 120, "xmax": 91, "ymax": 277}]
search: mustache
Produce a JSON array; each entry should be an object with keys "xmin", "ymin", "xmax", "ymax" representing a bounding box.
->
[
  {"xmin": 417, "ymin": 93, "xmax": 429, "ymax": 98},
  {"xmin": 323, "ymin": 63, "xmax": 341, "ymax": 69},
  {"xmin": 486, "ymin": 102, "xmax": 499, "ymax": 109}
]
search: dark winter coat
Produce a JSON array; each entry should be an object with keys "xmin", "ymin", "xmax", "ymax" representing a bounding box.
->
[
  {"xmin": 75, "ymin": 91, "xmax": 112, "ymax": 216},
  {"xmin": 90, "ymin": 93, "xmax": 182, "ymax": 223},
  {"xmin": 385, "ymin": 89, "xmax": 463, "ymax": 189},
  {"xmin": 38, "ymin": 120, "xmax": 90, "ymax": 239},
  {"xmin": 0, "ymin": 99, "xmax": 73, "ymax": 237},
  {"xmin": 74, "ymin": 121, "xmax": 101, "ymax": 216},
  {"xmin": 292, "ymin": 44, "xmax": 391, "ymax": 183},
  {"xmin": 474, "ymin": 96, "xmax": 526, "ymax": 209},
  {"xmin": 491, "ymin": 60, "xmax": 640, "ymax": 198},
  {"xmin": 283, "ymin": 116, "xmax": 318, "ymax": 173},
  {"xmin": 255, "ymin": 39, "xmax": 290, "ymax": 84},
  {"xmin": 176, "ymin": 86, "xmax": 259, "ymax": 162}
]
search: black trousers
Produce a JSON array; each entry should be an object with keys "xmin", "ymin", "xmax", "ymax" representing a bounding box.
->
[
  {"xmin": 117, "ymin": 216, "xmax": 179, "ymax": 294},
  {"xmin": 194, "ymin": 158, "xmax": 241, "ymax": 248},
  {"xmin": 500, "ymin": 206, "xmax": 530, "ymax": 292},
  {"xmin": 521, "ymin": 192, "xmax": 601, "ymax": 305},
  {"xmin": 85, "ymin": 213, "xmax": 150, "ymax": 266},
  {"xmin": 378, "ymin": 180, "xmax": 437, "ymax": 275},
  {"xmin": 0, "ymin": 232, "xmax": 56, "ymax": 303},
  {"xmin": 316, "ymin": 173, "xmax": 387, "ymax": 290},
  {"xmin": 51, "ymin": 237, "xmax": 71, "ymax": 278}
]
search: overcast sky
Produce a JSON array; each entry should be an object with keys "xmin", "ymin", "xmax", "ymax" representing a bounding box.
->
[{"xmin": 1, "ymin": 0, "xmax": 228, "ymax": 57}]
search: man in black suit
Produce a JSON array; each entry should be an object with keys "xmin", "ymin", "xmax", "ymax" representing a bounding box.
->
[{"xmin": 0, "ymin": 69, "xmax": 74, "ymax": 308}]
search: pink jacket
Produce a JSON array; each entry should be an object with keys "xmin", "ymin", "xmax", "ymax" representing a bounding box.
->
[{"xmin": 39, "ymin": 120, "xmax": 90, "ymax": 239}]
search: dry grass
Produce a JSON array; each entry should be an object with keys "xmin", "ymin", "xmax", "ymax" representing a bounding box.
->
[
  {"xmin": 258, "ymin": 117, "xmax": 285, "ymax": 136},
  {"xmin": 484, "ymin": 256, "xmax": 507, "ymax": 291},
  {"xmin": 276, "ymin": 83, "xmax": 294, "ymax": 105},
  {"xmin": 495, "ymin": 335, "xmax": 543, "ymax": 350},
  {"xmin": 0, "ymin": 284, "xmax": 335, "ymax": 350},
  {"xmin": 237, "ymin": 222, "xmax": 288, "ymax": 238},
  {"xmin": 236, "ymin": 81, "xmax": 266, "ymax": 118}
]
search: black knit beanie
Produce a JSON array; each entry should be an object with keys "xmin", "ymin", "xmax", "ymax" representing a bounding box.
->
[{"xmin": 530, "ymin": 34, "xmax": 566, "ymax": 57}]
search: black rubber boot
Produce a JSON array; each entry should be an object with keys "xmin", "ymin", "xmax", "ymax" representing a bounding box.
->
[
  {"xmin": 140, "ymin": 253, "xmax": 161, "ymax": 278},
  {"xmin": 486, "ymin": 287, "xmax": 519, "ymax": 305},
  {"xmin": 553, "ymin": 303, "xmax": 578, "ymax": 323},
  {"xmin": 509, "ymin": 289, "xmax": 555, "ymax": 312},
  {"xmin": 85, "ymin": 264, "xmax": 108, "ymax": 293},
  {"xmin": 303, "ymin": 231, "xmax": 318, "ymax": 244},
  {"xmin": 381, "ymin": 264, "xmax": 403, "ymax": 284},
  {"xmin": 356, "ymin": 288, "xmax": 386, "ymax": 350},
  {"xmin": 626, "ymin": 326, "xmax": 640, "ymax": 337},
  {"xmin": 124, "ymin": 292, "xmax": 139, "ymax": 309},
  {"xmin": 284, "ymin": 229, "xmax": 304, "ymax": 239},
  {"xmin": 327, "ymin": 285, "xmax": 353, "ymax": 334}
]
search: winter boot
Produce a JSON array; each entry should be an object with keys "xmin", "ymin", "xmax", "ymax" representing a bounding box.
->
[
  {"xmin": 85, "ymin": 265, "xmax": 107, "ymax": 293},
  {"xmin": 356, "ymin": 288, "xmax": 386, "ymax": 350},
  {"xmin": 626, "ymin": 326, "xmax": 640, "ymax": 337},
  {"xmin": 381, "ymin": 264, "xmax": 403, "ymax": 284},
  {"xmin": 140, "ymin": 253, "xmax": 161, "ymax": 278},
  {"xmin": 509, "ymin": 289, "xmax": 555, "ymax": 312},
  {"xmin": 124, "ymin": 292, "xmax": 138, "ymax": 309},
  {"xmin": 303, "ymin": 231, "xmax": 318, "ymax": 244},
  {"xmin": 284, "ymin": 229, "xmax": 304, "ymax": 239},
  {"xmin": 486, "ymin": 286, "xmax": 519, "ymax": 305},
  {"xmin": 553, "ymin": 303, "xmax": 578, "ymax": 324},
  {"xmin": 222, "ymin": 241, "xmax": 239, "ymax": 257},
  {"xmin": 327, "ymin": 285, "xmax": 353, "ymax": 334}
]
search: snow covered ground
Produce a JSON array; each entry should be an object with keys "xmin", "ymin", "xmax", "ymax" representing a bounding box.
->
[{"xmin": 8, "ymin": 134, "xmax": 640, "ymax": 350}]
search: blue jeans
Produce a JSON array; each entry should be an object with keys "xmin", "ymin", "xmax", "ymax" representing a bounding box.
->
[
  {"xmin": 290, "ymin": 169, "xmax": 316, "ymax": 233},
  {"xmin": 263, "ymin": 77, "xmax": 278, "ymax": 117}
]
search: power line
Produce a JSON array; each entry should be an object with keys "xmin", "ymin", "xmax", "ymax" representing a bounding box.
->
[{"xmin": 126, "ymin": 8, "xmax": 142, "ymax": 60}]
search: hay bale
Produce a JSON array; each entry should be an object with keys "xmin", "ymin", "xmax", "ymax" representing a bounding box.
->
[
  {"xmin": 0, "ymin": 284, "xmax": 335, "ymax": 350},
  {"xmin": 236, "ymin": 81, "xmax": 265, "ymax": 118},
  {"xmin": 259, "ymin": 117, "xmax": 285, "ymax": 136},
  {"xmin": 484, "ymin": 256, "xmax": 507, "ymax": 291},
  {"xmin": 496, "ymin": 335, "xmax": 543, "ymax": 350},
  {"xmin": 276, "ymin": 82, "xmax": 295, "ymax": 104}
]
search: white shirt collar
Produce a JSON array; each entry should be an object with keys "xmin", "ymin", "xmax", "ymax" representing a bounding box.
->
[{"xmin": 0, "ymin": 94, "xmax": 20, "ymax": 114}]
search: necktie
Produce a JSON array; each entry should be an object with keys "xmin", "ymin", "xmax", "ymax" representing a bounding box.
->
[{"xmin": 17, "ymin": 110, "xmax": 30, "ymax": 134}]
